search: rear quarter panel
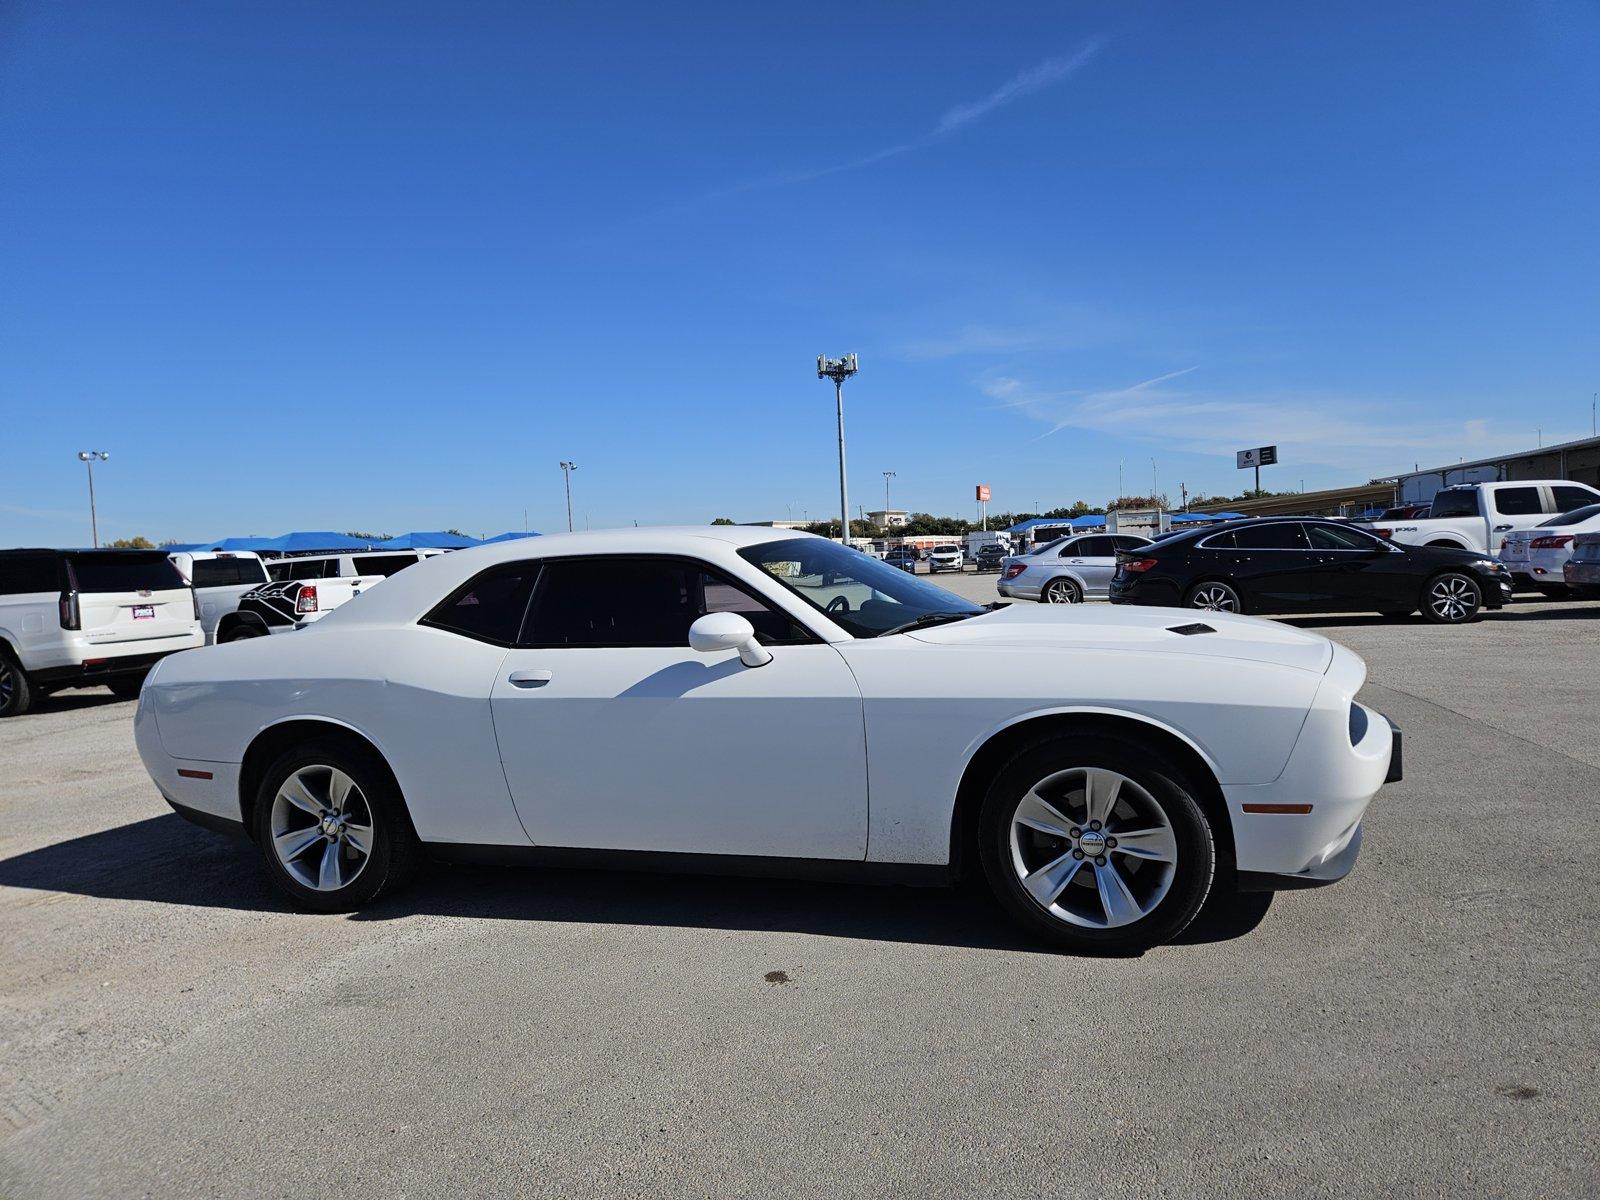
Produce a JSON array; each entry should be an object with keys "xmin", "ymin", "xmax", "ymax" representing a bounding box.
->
[{"xmin": 143, "ymin": 626, "xmax": 529, "ymax": 845}]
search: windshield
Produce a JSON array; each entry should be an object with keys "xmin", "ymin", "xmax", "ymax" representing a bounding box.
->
[
  {"xmin": 738, "ymin": 538, "xmax": 983, "ymax": 638},
  {"xmin": 66, "ymin": 552, "xmax": 187, "ymax": 594}
]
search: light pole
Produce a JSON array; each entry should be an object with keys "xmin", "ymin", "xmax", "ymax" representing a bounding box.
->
[
  {"xmin": 77, "ymin": 451, "xmax": 109, "ymax": 548},
  {"xmin": 559, "ymin": 461, "xmax": 577, "ymax": 532},
  {"xmin": 881, "ymin": 470, "xmax": 896, "ymax": 525},
  {"xmin": 817, "ymin": 354, "xmax": 859, "ymax": 546}
]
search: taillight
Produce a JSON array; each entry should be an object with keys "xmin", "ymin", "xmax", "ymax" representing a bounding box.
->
[
  {"xmin": 1122, "ymin": 558, "xmax": 1159, "ymax": 573},
  {"xmin": 1529, "ymin": 535, "xmax": 1574, "ymax": 550},
  {"xmin": 295, "ymin": 585, "xmax": 319, "ymax": 614},
  {"xmin": 59, "ymin": 590, "xmax": 81, "ymax": 630},
  {"xmin": 1003, "ymin": 563, "xmax": 1027, "ymax": 580}
]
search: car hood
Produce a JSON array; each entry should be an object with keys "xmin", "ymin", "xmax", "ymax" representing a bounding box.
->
[{"xmin": 907, "ymin": 603, "xmax": 1335, "ymax": 673}]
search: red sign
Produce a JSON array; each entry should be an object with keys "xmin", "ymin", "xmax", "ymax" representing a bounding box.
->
[{"xmin": 975, "ymin": 484, "xmax": 991, "ymax": 502}]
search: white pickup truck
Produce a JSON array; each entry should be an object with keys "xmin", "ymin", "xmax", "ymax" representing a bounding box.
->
[
  {"xmin": 1363, "ymin": 481, "xmax": 1600, "ymax": 554},
  {"xmin": 215, "ymin": 549, "xmax": 444, "ymax": 642}
]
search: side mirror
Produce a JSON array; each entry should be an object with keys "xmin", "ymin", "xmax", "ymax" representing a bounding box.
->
[{"xmin": 688, "ymin": 612, "xmax": 772, "ymax": 668}]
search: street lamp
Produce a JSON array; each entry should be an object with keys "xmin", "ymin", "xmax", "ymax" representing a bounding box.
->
[
  {"xmin": 816, "ymin": 354, "xmax": 858, "ymax": 546},
  {"xmin": 559, "ymin": 461, "xmax": 577, "ymax": 533},
  {"xmin": 76, "ymin": 451, "xmax": 109, "ymax": 548},
  {"xmin": 882, "ymin": 470, "xmax": 896, "ymax": 524}
]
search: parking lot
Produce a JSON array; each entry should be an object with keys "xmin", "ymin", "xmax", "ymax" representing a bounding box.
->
[{"xmin": 2, "ymin": 589, "xmax": 1597, "ymax": 1198}]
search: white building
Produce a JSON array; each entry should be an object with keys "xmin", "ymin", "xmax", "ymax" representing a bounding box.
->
[{"xmin": 866, "ymin": 509, "xmax": 910, "ymax": 528}]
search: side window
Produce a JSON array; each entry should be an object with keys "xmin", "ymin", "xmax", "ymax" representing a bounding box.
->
[
  {"xmin": 1493, "ymin": 486, "xmax": 1542, "ymax": 516},
  {"xmin": 1428, "ymin": 490, "xmax": 1480, "ymax": 518},
  {"xmin": 422, "ymin": 565, "xmax": 539, "ymax": 646},
  {"xmin": 1070, "ymin": 537, "xmax": 1112, "ymax": 557},
  {"xmin": 1111, "ymin": 537, "xmax": 1146, "ymax": 551},
  {"xmin": 1201, "ymin": 531, "xmax": 1236, "ymax": 549},
  {"xmin": 0, "ymin": 554, "xmax": 60, "ymax": 595},
  {"xmin": 1233, "ymin": 523, "xmax": 1311, "ymax": 550},
  {"xmin": 353, "ymin": 554, "xmax": 419, "ymax": 578},
  {"xmin": 524, "ymin": 558, "xmax": 808, "ymax": 647},
  {"xmin": 268, "ymin": 561, "xmax": 291, "ymax": 582},
  {"xmin": 1552, "ymin": 485, "xmax": 1600, "ymax": 513},
  {"xmin": 1308, "ymin": 523, "xmax": 1382, "ymax": 551},
  {"xmin": 288, "ymin": 559, "xmax": 326, "ymax": 581}
]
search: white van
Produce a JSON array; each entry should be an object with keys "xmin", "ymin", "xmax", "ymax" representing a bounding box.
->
[{"xmin": 0, "ymin": 549, "xmax": 203, "ymax": 716}]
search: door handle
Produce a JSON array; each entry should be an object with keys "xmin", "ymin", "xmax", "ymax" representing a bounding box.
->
[
  {"xmin": 1493, "ymin": 524, "xmax": 1512, "ymax": 532},
  {"xmin": 507, "ymin": 669, "xmax": 553, "ymax": 688}
]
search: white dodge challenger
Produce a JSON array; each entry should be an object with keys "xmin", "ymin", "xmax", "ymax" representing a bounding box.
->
[{"xmin": 135, "ymin": 526, "xmax": 1399, "ymax": 952}]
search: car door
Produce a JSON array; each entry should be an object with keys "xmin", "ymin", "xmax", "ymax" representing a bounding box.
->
[
  {"xmin": 1306, "ymin": 522, "xmax": 1413, "ymax": 611},
  {"xmin": 1220, "ymin": 522, "xmax": 1320, "ymax": 611},
  {"xmin": 1059, "ymin": 536, "xmax": 1118, "ymax": 595},
  {"xmin": 490, "ymin": 555, "xmax": 869, "ymax": 860},
  {"xmin": 1486, "ymin": 484, "xmax": 1548, "ymax": 545}
]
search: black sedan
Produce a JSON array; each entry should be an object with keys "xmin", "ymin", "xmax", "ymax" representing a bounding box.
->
[{"xmin": 1108, "ymin": 517, "xmax": 1513, "ymax": 623}]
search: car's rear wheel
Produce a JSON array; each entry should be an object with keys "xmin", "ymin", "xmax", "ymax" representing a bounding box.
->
[
  {"xmin": 1421, "ymin": 572, "xmax": 1482, "ymax": 624},
  {"xmin": 221, "ymin": 623, "xmax": 264, "ymax": 643},
  {"xmin": 1042, "ymin": 578, "xmax": 1082, "ymax": 604},
  {"xmin": 978, "ymin": 735, "xmax": 1215, "ymax": 953},
  {"xmin": 253, "ymin": 739, "xmax": 421, "ymax": 912},
  {"xmin": 106, "ymin": 672, "xmax": 146, "ymax": 699},
  {"xmin": 1185, "ymin": 580, "xmax": 1242, "ymax": 613},
  {"xmin": 0, "ymin": 651, "xmax": 34, "ymax": 717}
]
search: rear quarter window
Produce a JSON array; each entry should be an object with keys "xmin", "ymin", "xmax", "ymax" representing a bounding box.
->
[{"xmin": 0, "ymin": 554, "xmax": 61, "ymax": 595}]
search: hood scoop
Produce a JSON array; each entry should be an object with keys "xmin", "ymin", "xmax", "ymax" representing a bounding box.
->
[{"xmin": 1166, "ymin": 622, "xmax": 1216, "ymax": 636}]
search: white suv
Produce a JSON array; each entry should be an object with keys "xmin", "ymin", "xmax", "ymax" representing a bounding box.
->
[
  {"xmin": 0, "ymin": 548, "xmax": 203, "ymax": 716},
  {"xmin": 927, "ymin": 544, "xmax": 965, "ymax": 573}
]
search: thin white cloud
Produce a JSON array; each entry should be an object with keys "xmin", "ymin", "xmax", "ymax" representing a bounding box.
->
[
  {"xmin": 985, "ymin": 369, "xmax": 1530, "ymax": 475},
  {"xmin": 710, "ymin": 39, "xmax": 1105, "ymax": 200},
  {"xmin": 937, "ymin": 42, "xmax": 1105, "ymax": 134}
]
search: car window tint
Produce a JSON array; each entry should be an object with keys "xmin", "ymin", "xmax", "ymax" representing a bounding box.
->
[
  {"xmin": 0, "ymin": 553, "xmax": 59, "ymax": 595},
  {"xmin": 1494, "ymin": 486, "xmax": 1542, "ymax": 515},
  {"xmin": 526, "ymin": 557, "xmax": 807, "ymax": 647},
  {"xmin": 424, "ymin": 565, "xmax": 539, "ymax": 645},
  {"xmin": 287, "ymin": 559, "xmax": 327, "ymax": 581},
  {"xmin": 1232, "ymin": 523, "xmax": 1311, "ymax": 550},
  {"xmin": 1201, "ymin": 531, "xmax": 1237, "ymax": 549},
  {"xmin": 1539, "ymin": 503, "xmax": 1600, "ymax": 527},
  {"xmin": 353, "ymin": 554, "xmax": 419, "ymax": 578},
  {"xmin": 1111, "ymin": 537, "xmax": 1146, "ymax": 550},
  {"xmin": 65, "ymin": 553, "xmax": 187, "ymax": 593},
  {"xmin": 1428, "ymin": 490, "xmax": 1479, "ymax": 518},
  {"xmin": 1552, "ymin": 486, "xmax": 1599, "ymax": 513},
  {"xmin": 1308, "ymin": 523, "xmax": 1382, "ymax": 551},
  {"xmin": 190, "ymin": 558, "xmax": 256, "ymax": 587},
  {"xmin": 1069, "ymin": 537, "xmax": 1111, "ymax": 557}
]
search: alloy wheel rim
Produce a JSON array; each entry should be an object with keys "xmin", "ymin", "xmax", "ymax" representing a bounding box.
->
[
  {"xmin": 1191, "ymin": 585, "xmax": 1236, "ymax": 611},
  {"xmin": 0, "ymin": 661, "xmax": 13, "ymax": 707},
  {"xmin": 269, "ymin": 765, "xmax": 375, "ymax": 891},
  {"xmin": 1008, "ymin": 766, "xmax": 1178, "ymax": 929},
  {"xmin": 1045, "ymin": 580, "xmax": 1079, "ymax": 604},
  {"xmin": 1429, "ymin": 576, "xmax": 1476, "ymax": 621}
]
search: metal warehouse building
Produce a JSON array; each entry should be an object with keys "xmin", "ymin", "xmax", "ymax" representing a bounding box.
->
[{"xmin": 1396, "ymin": 433, "xmax": 1600, "ymax": 504}]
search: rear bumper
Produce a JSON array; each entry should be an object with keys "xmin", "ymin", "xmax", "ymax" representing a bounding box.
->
[{"xmin": 30, "ymin": 642, "xmax": 201, "ymax": 686}]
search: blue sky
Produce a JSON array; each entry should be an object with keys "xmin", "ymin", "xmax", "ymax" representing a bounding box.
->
[{"xmin": 3, "ymin": 1, "xmax": 1597, "ymax": 544}]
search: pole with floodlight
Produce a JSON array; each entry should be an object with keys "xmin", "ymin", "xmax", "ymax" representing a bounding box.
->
[
  {"xmin": 77, "ymin": 451, "xmax": 109, "ymax": 548},
  {"xmin": 559, "ymin": 461, "xmax": 577, "ymax": 532},
  {"xmin": 817, "ymin": 354, "xmax": 858, "ymax": 547}
]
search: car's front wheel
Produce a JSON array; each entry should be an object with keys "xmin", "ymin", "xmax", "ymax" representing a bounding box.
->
[
  {"xmin": 1421, "ymin": 572, "xmax": 1482, "ymax": 624},
  {"xmin": 1042, "ymin": 577, "xmax": 1082, "ymax": 604},
  {"xmin": 978, "ymin": 734, "xmax": 1215, "ymax": 953},
  {"xmin": 253, "ymin": 739, "xmax": 421, "ymax": 912}
]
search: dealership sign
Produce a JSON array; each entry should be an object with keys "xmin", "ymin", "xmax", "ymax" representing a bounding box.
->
[
  {"xmin": 1236, "ymin": 446, "xmax": 1278, "ymax": 469},
  {"xmin": 975, "ymin": 484, "xmax": 991, "ymax": 502}
]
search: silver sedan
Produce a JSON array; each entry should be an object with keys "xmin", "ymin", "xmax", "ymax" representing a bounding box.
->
[{"xmin": 997, "ymin": 533, "xmax": 1153, "ymax": 603}]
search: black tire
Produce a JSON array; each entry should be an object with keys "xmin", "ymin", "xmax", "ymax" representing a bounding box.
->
[
  {"xmin": 977, "ymin": 734, "xmax": 1215, "ymax": 953},
  {"xmin": 1041, "ymin": 577, "xmax": 1083, "ymax": 604},
  {"xmin": 252, "ymin": 738, "xmax": 421, "ymax": 913},
  {"xmin": 1184, "ymin": 580, "xmax": 1243, "ymax": 614},
  {"xmin": 221, "ymin": 622, "xmax": 264, "ymax": 643},
  {"xmin": 106, "ymin": 672, "xmax": 146, "ymax": 699},
  {"xmin": 0, "ymin": 649, "xmax": 34, "ymax": 717},
  {"xmin": 1420, "ymin": 571, "xmax": 1483, "ymax": 624}
]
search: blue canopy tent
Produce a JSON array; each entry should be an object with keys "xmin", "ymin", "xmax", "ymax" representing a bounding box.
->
[
  {"xmin": 481, "ymin": 531, "xmax": 541, "ymax": 543},
  {"xmin": 1070, "ymin": 514, "xmax": 1107, "ymax": 528},
  {"xmin": 375, "ymin": 531, "xmax": 482, "ymax": 550},
  {"xmin": 204, "ymin": 536, "xmax": 281, "ymax": 552},
  {"xmin": 259, "ymin": 532, "xmax": 372, "ymax": 554}
]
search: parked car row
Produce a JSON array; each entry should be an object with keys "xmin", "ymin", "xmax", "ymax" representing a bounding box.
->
[
  {"xmin": 0, "ymin": 544, "xmax": 448, "ymax": 716},
  {"xmin": 997, "ymin": 534, "xmax": 1153, "ymax": 604}
]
